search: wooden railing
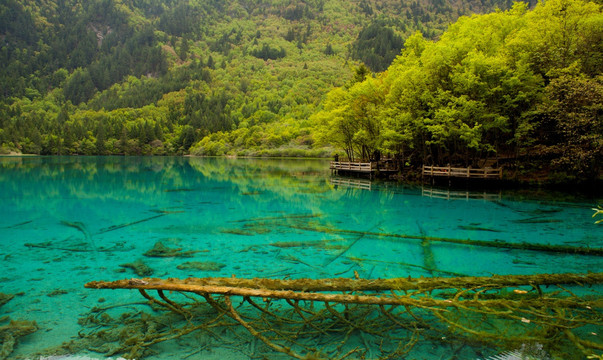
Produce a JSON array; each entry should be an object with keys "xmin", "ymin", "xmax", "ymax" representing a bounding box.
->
[
  {"xmin": 330, "ymin": 161, "xmax": 373, "ymax": 173},
  {"xmin": 422, "ymin": 165, "xmax": 502, "ymax": 179}
]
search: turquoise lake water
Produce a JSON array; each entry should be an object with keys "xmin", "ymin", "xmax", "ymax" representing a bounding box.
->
[{"xmin": 0, "ymin": 156, "xmax": 601, "ymax": 359}]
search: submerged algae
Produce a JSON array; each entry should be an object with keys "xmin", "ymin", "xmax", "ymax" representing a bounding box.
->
[
  {"xmin": 143, "ymin": 241, "xmax": 200, "ymax": 258},
  {"xmin": 0, "ymin": 319, "xmax": 38, "ymax": 360},
  {"xmin": 120, "ymin": 259, "xmax": 154, "ymax": 277},
  {"xmin": 0, "ymin": 293, "xmax": 14, "ymax": 308},
  {"xmin": 177, "ymin": 261, "xmax": 226, "ymax": 272}
]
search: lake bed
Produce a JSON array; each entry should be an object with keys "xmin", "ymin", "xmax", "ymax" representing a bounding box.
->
[{"xmin": 1, "ymin": 156, "xmax": 601, "ymax": 359}]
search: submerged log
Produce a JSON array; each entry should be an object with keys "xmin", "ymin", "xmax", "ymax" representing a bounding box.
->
[
  {"xmin": 86, "ymin": 272, "xmax": 603, "ymax": 293},
  {"xmin": 98, "ymin": 214, "xmax": 165, "ymax": 234},
  {"xmin": 84, "ymin": 273, "xmax": 602, "ymax": 360},
  {"xmin": 287, "ymin": 224, "xmax": 603, "ymax": 256}
]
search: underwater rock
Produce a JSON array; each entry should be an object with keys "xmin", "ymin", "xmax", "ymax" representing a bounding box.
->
[
  {"xmin": 0, "ymin": 293, "xmax": 14, "ymax": 308},
  {"xmin": 0, "ymin": 319, "xmax": 38, "ymax": 360},
  {"xmin": 143, "ymin": 241, "xmax": 199, "ymax": 258},
  {"xmin": 177, "ymin": 261, "xmax": 226, "ymax": 272},
  {"xmin": 119, "ymin": 259, "xmax": 154, "ymax": 276}
]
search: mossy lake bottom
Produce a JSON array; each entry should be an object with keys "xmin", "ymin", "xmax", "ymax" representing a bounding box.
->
[{"xmin": 0, "ymin": 156, "xmax": 601, "ymax": 359}]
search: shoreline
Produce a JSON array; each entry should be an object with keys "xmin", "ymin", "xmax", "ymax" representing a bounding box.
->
[{"xmin": 2, "ymin": 154, "xmax": 601, "ymax": 195}]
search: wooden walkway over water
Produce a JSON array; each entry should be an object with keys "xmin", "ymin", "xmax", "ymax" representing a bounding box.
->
[
  {"xmin": 329, "ymin": 162, "xmax": 502, "ymax": 180},
  {"xmin": 422, "ymin": 165, "xmax": 502, "ymax": 179},
  {"xmin": 330, "ymin": 161, "xmax": 399, "ymax": 178}
]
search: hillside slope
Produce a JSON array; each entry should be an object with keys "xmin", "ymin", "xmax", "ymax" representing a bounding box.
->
[
  {"xmin": 0, "ymin": 0, "xmax": 524, "ymax": 156},
  {"xmin": 312, "ymin": 0, "xmax": 602, "ymax": 181}
]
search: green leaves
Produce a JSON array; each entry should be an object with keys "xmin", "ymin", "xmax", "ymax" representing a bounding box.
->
[
  {"xmin": 316, "ymin": 0, "xmax": 602, "ymax": 180},
  {"xmin": 351, "ymin": 20, "xmax": 404, "ymax": 72},
  {"xmin": 63, "ymin": 68, "xmax": 97, "ymax": 105}
]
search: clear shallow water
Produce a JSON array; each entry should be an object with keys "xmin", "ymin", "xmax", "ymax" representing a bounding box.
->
[{"xmin": 0, "ymin": 156, "xmax": 601, "ymax": 359}]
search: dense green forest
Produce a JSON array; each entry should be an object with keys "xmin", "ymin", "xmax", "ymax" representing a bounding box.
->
[
  {"xmin": 312, "ymin": 0, "xmax": 603, "ymax": 181},
  {"xmin": 0, "ymin": 0, "xmax": 600, "ymax": 182}
]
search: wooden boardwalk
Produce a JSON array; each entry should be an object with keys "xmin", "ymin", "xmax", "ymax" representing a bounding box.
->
[
  {"xmin": 330, "ymin": 161, "xmax": 373, "ymax": 173},
  {"xmin": 422, "ymin": 165, "xmax": 502, "ymax": 179},
  {"xmin": 330, "ymin": 161, "xmax": 399, "ymax": 178},
  {"xmin": 329, "ymin": 162, "xmax": 501, "ymax": 180}
]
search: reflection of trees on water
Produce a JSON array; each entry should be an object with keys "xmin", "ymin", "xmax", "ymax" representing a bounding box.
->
[
  {"xmin": 0, "ymin": 157, "xmax": 325, "ymax": 196},
  {"xmin": 1, "ymin": 157, "xmax": 180, "ymax": 206},
  {"xmin": 187, "ymin": 157, "xmax": 336, "ymax": 203},
  {"xmin": 0, "ymin": 157, "xmax": 337, "ymax": 209}
]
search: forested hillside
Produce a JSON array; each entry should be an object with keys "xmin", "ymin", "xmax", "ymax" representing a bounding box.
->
[
  {"xmin": 311, "ymin": 0, "xmax": 602, "ymax": 181},
  {"xmin": 1, "ymin": 0, "xmax": 525, "ymax": 156},
  {"xmin": 1, "ymin": 0, "xmax": 600, "ymax": 182}
]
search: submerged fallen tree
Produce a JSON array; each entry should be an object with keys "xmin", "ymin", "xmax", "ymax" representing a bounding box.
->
[
  {"xmin": 285, "ymin": 223, "xmax": 603, "ymax": 256},
  {"xmin": 87, "ymin": 272, "xmax": 603, "ymax": 295},
  {"xmin": 84, "ymin": 273, "xmax": 603, "ymax": 359}
]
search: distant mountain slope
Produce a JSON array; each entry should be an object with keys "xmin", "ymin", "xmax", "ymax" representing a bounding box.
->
[{"xmin": 1, "ymin": 0, "xmax": 528, "ymax": 156}]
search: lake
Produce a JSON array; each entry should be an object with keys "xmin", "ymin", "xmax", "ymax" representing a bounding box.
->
[{"xmin": 0, "ymin": 156, "xmax": 601, "ymax": 359}]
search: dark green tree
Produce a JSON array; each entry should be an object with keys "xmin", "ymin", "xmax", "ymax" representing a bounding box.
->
[{"xmin": 63, "ymin": 68, "xmax": 97, "ymax": 105}]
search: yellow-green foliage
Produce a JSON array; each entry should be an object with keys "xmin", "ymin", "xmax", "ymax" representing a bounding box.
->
[
  {"xmin": 1, "ymin": 0, "xmax": 537, "ymax": 158},
  {"xmin": 313, "ymin": 0, "xmax": 602, "ymax": 179}
]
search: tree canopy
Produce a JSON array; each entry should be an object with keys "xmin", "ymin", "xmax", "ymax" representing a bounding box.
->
[{"xmin": 314, "ymin": 0, "xmax": 602, "ymax": 180}]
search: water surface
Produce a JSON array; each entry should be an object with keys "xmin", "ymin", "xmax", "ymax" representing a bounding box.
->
[{"xmin": 0, "ymin": 156, "xmax": 600, "ymax": 359}]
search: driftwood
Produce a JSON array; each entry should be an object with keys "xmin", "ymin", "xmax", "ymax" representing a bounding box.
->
[{"xmin": 85, "ymin": 273, "xmax": 603, "ymax": 359}]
